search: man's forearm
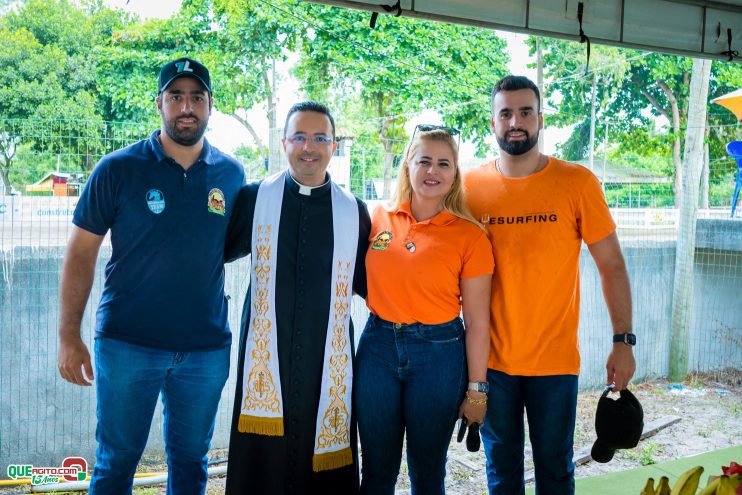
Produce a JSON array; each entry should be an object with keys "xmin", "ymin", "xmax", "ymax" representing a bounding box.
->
[
  {"xmin": 59, "ymin": 246, "xmax": 98, "ymax": 341},
  {"xmin": 588, "ymin": 233, "xmax": 633, "ymax": 334},
  {"xmin": 59, "ymin": 257, "xmax": 95, "ymax": 340},
  {"xmin": 599, "ymin": 263, "xmax": 632, "ymax": 333}
]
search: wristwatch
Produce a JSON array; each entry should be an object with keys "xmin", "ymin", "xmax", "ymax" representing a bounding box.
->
[
  {"xmin": 468, "ymin": 381, "xmax": 489, "ymax": 394},
  {"xmin": 613, "ymin": 332, "xmax": 636, "ymax": 346}
]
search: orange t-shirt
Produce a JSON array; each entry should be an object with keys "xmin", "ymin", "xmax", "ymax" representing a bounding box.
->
[
  {"xmin": 463, "ymin": 157, "xmax": 616, "ymax": 376},
  {"xmin": 365, "ymin": 202, "xmax": 494, "ymax": 325}
]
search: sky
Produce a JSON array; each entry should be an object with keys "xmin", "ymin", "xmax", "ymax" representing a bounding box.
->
[{"xmin": 104, "ymin": 0, "xmax": 566, "ymax": 157}]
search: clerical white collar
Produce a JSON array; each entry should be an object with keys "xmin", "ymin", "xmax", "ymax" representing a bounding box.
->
[{"xmin": 288, "ymin": 172, "xmax": 330, "ymax": 196}]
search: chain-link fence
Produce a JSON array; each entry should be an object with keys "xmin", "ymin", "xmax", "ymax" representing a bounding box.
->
[{"xmin": 1, "ymin": 118, "xmax": 740, "ymax": 469}]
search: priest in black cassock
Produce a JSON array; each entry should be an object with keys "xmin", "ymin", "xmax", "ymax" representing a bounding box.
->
[{"xmin": 224, "ymin": 101, "xmax": 370, "ymax": 495}]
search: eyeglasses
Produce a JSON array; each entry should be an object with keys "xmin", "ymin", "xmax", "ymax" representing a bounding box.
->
[{"xmin": 286, "ymin": 134, "xmax": 334, "ymax": 146}]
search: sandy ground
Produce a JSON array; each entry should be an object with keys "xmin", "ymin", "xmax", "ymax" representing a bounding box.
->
[
  {"xmin": 434, "ymin": 372, "xmax": 742, "ymax": 495},
  {"xmin": 2, "ymin": 373, "xmax": 738, "ymax": 494},
  {"xmin": 134, "ymin": 372, "xmax": 741, "ymax": 495}
]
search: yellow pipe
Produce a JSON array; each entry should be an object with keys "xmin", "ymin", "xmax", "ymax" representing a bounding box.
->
[
  {"xmin": 0, "ymin": 478, "xmax": 31, "ymax": 486},
  {"xmin": 0, "ymin": 471, "xmax": 167, "ymax": 487}
]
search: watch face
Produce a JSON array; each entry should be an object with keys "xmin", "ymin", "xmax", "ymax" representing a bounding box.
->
[
  {"xmin": 615, "ymin": 333, "xmax": 636, "ymax": 345},
  {"xmin": 469, "ymin": 382, "xmax": 489, "ymax": 393}
]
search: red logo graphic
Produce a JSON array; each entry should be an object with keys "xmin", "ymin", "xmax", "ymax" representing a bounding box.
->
[{"xmin": 61, "ymin": 457, "xmax": 87, "ymax": 482}]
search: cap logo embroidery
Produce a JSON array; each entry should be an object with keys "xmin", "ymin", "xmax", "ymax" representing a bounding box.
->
[
  {"xmin": 371, "ymin": 231, "xmax": 392, "ymax": 250},
  {"xmin": 208, "ymin": 188, "xmax": 226, "ymax": 216},
  {"xmin": 175, "ymin": 60, "xmax": 194, "ymax": 73},
  {"xmin": 146, "ymin": 189, "xmax": 165, "ymax": 214}
]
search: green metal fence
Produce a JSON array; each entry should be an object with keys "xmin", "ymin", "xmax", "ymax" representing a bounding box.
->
[{"xmin": 1, "ymin": 118, "xmax": 740, "ymax": 469}]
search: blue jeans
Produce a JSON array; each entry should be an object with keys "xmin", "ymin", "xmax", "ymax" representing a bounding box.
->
[
  {"xmin": 355, "ymin": 315, "xmax": 467, "ymax": 495},
  {"xmin": 480, "ymin": 370, "xmax": 578, "ymax": 495},
  {"xmin": 90, "ymin": 338, "xmax": 230, "ymax": 495}
]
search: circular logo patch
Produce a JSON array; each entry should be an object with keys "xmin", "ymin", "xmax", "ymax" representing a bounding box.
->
[
  {"xmin": 146, "ymin": 189, "xmax": 165, "ymax": 214},
  {"xmin": 207, "ymin": 188, "xmax": 226, "ymax": 216},
  {"xmin": 372, "ymin": 230, "xmax": 393, "ymax": 250}
]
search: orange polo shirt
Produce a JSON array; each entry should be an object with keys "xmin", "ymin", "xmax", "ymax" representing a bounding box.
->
[
  {"xmin": 366, "ymin": 201, "xmax": 494, "ymax": 325},
  {"xmin": 464, "ymin": 157, "xmax": 616, "ymax": 376}
]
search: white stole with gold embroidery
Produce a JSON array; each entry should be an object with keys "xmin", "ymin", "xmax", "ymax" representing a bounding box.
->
[{"xmin": 238, "ymin": 170, "xmax": 359, "ymax": 473}]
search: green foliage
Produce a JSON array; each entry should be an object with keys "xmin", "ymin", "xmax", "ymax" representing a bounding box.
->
[
  {"xmin": 104, "ymin": 0, "xmax": 305, "ymax": 159},
  {"xmin": 604, "ymin": 183, "xmax": 675, "ymax": 208},
  {"xmin": 708, "ymin": 180, "xmax": 737, "ymax": 208},
  {"xmin": 0, "ymin": 0, "xmax": 140, "ymax": 192},
  {"xmin": 556, "ymin": 118, "xmax": 590, "ymax": 161},
  {"xmin": 294, "ymin": 2, "xmax": 508, "ymax": 151},
  {"xmin": 313, "ymin": 92, "xmax": 401, "ymax": 198},
  {"xmin": 637, "ymin": 443, "xmax": 660, "ymax": 466},
  {"xmin": 292, "ymin": 2, "xmax": 509, "ymax": 192},
  {"xmin": 607, "ymin": 149, "xmax": 674, "ymax": 177},
  {"xmin": 8, "ymin": 141, "xmax": 58, "ymax": 186},
  {"xmin": 233, "ymin": 144, "xmax": 268, "ymax": 180},
  {"xmin": 530, "ymin": 34, "xmax": 742, "ymax": 205},
  {"xmin": 93, "ymin": 3, "xmax": 205, "ymax": 124},
  {"xmin": 209, "ymin": 0, "xmax": 301, "ymax": 114},
  {"xmin": 234, "ymin": 144, "xmax": 260, "ymax": 163},
  {"xmin": 622, "ymin": 442, "xmax": 660, "ymax": 466}
]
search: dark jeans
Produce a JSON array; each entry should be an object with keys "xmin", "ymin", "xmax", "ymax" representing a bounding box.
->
[
  {"xmin": 90, "ymin": 338, "xmax": 230, "ymax": 495},
  {"xmin": 480, "ymin": 369, "xmax": 578, "ymax": 495},
  {"xmin": 355, "ymin": 315, "xmax": 467, "ymax": 495}
]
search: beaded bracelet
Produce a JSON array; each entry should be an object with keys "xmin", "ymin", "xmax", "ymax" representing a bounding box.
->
[{"xmin": 465, "ymin": 392, "xmax": 488, "ymax": 405}]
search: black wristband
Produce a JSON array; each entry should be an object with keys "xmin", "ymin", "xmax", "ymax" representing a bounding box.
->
[{"xmin": 613, "ymin": 332, "xmax": 636, "ymax": 346}]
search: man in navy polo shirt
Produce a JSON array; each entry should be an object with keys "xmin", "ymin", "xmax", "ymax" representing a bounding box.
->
[{"xmin": 57, "ymin": 57, "xmax": 245, "ymax": 494}]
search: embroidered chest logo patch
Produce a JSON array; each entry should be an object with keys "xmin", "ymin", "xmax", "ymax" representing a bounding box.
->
[
  {"xmin": 207, "ymin": 188, "xmax": 226, "ymax": 216},
  {"xmin": 146, "ymin": 189, "xmax": 165, "ymax": 214},
  {"xmin": 371, "ymin": 231, "xmax": 393, "ymax": 250}
]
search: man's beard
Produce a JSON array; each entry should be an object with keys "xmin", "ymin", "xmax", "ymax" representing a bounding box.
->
[
  {"xmin": 162, "ymin": 114, "xmax": 208, "ymax": 146},
  {"xmin": 497, "ymin": 129, "xmax": 539, "ymax": 156}
]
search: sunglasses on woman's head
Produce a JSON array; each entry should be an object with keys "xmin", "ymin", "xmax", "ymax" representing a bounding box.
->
[
  {"xmin": 414, "ymin": 124, "xmax": 460, "ymax": 136},
  {"xmin": 408, "ymin": 124, "xmax": 462, "ymax": 158}
]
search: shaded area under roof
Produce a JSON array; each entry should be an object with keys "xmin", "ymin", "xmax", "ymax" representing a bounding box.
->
[{"xmin": 308, "ymin": 0, "xmax": 742, "ymax": 63}]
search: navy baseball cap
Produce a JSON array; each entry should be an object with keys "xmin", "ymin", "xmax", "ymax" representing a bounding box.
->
[{"xmin": 158, "ymin": 57, "xmax": 211, "ymax": 94}]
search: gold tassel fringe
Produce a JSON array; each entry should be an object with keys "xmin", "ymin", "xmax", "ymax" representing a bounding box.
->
[
  {"xmin": 238, "ymin": 414, "xmax": 284, "ymax": 436},
  {"xmin": 312, "ymin": 447, "xmax": 353, "ymax": 472}
]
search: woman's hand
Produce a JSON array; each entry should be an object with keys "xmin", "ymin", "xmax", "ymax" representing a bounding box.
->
[{"xmin": 458, "ymin": 390, "xmax": 487, "ymax": 426}]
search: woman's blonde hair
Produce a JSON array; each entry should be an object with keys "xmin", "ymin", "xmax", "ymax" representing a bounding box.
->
[{"xmin": 391, "ymin": 129, "xmax": 485, "ymax": 232}]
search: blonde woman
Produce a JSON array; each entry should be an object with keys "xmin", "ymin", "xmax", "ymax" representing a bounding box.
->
[{"xmin": 356, "ymin": 126, "xmax": 493, "ymax": 494}]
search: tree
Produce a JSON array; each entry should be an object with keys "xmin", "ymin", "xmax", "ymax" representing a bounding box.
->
[
  {"xmin": 93, "ymin": 5, "xmax": 204, "ymax": 126},
  {"xmin": 293, "ymin": 3, "xmax": 510, "ymax": 196},
  {"xmin": 106, "ymin": 0, "xmax": 303, "ymax": 170},
  {"xmin": 0, "ymin": 26, "xmax": 100, "ymax": 192},
  {"xmin": 669, "ymin": 57, "xmax": 712, "ymax": 380},
  {"xmin": 209, "ymin": 0, "xmax": 302, "ymax": 170},
  {"xmin": 233, "ymin": 143, "xmax": 268, "ymax": 180},
  {"xmin": 530, "ymin": 36, "xmax": 742, "ymax": 206},
  {"xmin": 0, "ymin": 0, "xmax": 135, "ymax": 193}
]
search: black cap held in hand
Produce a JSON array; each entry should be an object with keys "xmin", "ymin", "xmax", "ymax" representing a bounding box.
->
[
  {"xmin": 158, "ymin": 57, "xmax": 211, "ymax": 94},
  {"xmin": 591, "ymin": 388, "xmax": 644, "ymax": 463},
  {"xmin": 466, "ymin": 423, "xmax": 481, "ymax": 452}
]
